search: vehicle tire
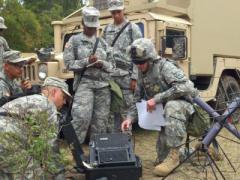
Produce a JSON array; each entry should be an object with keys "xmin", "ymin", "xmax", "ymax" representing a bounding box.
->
[{"xmin": 215, "ymin": 75, "xmax": 240, "ymax": 123}]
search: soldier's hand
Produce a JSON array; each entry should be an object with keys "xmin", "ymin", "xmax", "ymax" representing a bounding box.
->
[
  {"xmin": 94, "ymin": 61, "xmax": 103, "ymax": 69},
  {"xmin": 21, "ymin": 79, "xmax": 32, "ymax": 90},
  {"xmin": 147, "ymin": 98, "xmax": 156, "ymax": 112},
  {"xmin": 121, "ymin": 119, "xmax": 132, "ymax": 132},
  {"xmin": 88, "ymin": 55, "xmax": 97, "ymax": 64},
  {"xmin": 130, "ymin": 79, "xmax": 137, "ymax": 92}
]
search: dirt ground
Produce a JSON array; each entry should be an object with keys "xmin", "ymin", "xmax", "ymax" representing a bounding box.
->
[{"xmin": 63, "ymin": 124, "xmax": 240, "ymax": 180}]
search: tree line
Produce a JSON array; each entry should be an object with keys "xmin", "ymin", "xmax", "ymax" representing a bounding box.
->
[{"xmin": 0, "ymin": 0, "xmax": 83, "ymax": 52}]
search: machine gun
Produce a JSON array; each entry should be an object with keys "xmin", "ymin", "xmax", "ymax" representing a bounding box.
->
[{"xmin": 163, "ymin": 96, "xmax": 240, "ymax": 180}]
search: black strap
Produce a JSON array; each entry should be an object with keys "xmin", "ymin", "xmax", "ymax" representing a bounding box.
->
[
  {"xmin": 111, "ymin": 22, "xmax": 130, "ymax": 47},
  {"xmin": 92, "ymin": 37, "xmax": 99, "ymax": 55}
]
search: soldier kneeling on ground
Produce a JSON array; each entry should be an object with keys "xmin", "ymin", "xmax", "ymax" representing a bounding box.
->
[{"xmin": 121, "ymin": 38, "xmax": 199, "ymax": 176}]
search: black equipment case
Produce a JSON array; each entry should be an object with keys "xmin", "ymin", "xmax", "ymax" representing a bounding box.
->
[{"xmin": 86, "ymin": 133, "xmax": 142, "ymax": 180}]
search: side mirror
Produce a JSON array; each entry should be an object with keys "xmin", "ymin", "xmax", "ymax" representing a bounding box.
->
[{"xmin": 160, "ymin": 36, "xmax": 187, "ymax": 60}]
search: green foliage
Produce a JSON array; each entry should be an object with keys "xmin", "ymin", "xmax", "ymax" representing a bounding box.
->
[
  {"xmin": 0, "ymin": 111, "xmax": 64, "ymax": 179},
  {"xmin": 0, "ymin": 0, "xmax": 82, "ymax": 51},
  {"xmin": 1, "ymin": 0, "xmax": 42, "ymax": 51}
]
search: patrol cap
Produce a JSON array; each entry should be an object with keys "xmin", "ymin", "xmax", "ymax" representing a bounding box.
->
[
  {"xmin": 108, "ymin": 0, "xmax": 124, "ymax": 11},
  {"xmin": 3, "ymin": 50, "xmax": 29, "ymax": 65},
  {"xmin": 42, "ymin": 77, "xmax": 72, "ymax": 99},
  {"xmin": 82, "ymin": 6, "xmax": 100, "ymax": 28},
  {"xmin": 128, "ymin": 38, "xmax": 159, "ymax": 64},
  {"xmin": 0, "ymin": 16, "xmax": 7, "ymax": 29}
]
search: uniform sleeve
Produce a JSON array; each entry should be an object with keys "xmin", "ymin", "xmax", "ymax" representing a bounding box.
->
[
  {"xmin": 3, "ymin": 38, "xmax": 10, "ymax": 51},
  {"xmin": 101, "ymin": 39, "xmax": 116, "ymax": 72},
  {"xmin": 153, "ymin": 61, "xmax": 198, "ymax": 103},
  {"xmin": 130, "ymin": 23, "xmax": 143, "ymax": 80},
  {"xmin": 102, "ymin": 25, "xmax": 108, "ymax": 40},
  {"xmin": 126, "ymin": 82, "xmax": 143, "ymax": 122},
  {"xmin": 0, "ymin": 80, "xmax": 10, "ymax": 99},
  {"xmin": 63, "ymin": 36, "xmax": 89, "ymax": 72},
  {"xmin": 131, "ymin": 23, "xmax": 143, "ymax": 40}
]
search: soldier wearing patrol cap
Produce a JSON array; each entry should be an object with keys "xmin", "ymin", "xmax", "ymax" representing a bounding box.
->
[
  {"xmin": 0, "ymin": 50, "xmax": 32, "ymax": 99},
  {"xmin": 102, "ymin": 0, "xmax": 142, "ymax": 132},
  {"xmin": 0, "ymin": 76, "xmax": 70, "ymax": 179},
  {"xmin": 63, "ymin": 7, "xmax": 115, "ymax": 144},
  {"xmin": 0, "ymin": 16, "xmax": 10, "ymax": 72},
  {"xmin": 121, "ymin": 38, "xmax": 198, "ymax": 176}
]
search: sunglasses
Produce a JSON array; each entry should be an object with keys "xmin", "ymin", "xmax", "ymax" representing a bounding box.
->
[
  {"xmin": 132, "ymin": 59, "xmax": 147, "ymax": 65},
  {"xmin": 111, "ymin": 10, "xmax": 122, "ymax": 15},
  {"xmin": 9, "ymin": 62, "xmax": 25, "ymax": 68}
]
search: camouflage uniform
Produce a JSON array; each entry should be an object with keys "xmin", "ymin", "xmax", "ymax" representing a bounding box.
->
[
  {"xmin": 0, "ymin": 37, "xmax": 10, "ymax": 72},
  {"xmin": 103, "ymin": 0, "xmax": 142, "ymax": 132},
  {"xmin": 0, "ymin": 72, "xmax": 23, "ymax": 98},
  {"xmin": 0, "ymin": 94, "xmax": 62, "ymax": 180},
  {"xmin": 63, "ymin": 7, "xmax": 114, "ymax": 144},
  {"xmin": 0, "ymin": 17, "xmax": 10, "ymax": 72},
  {"xmin": 127, "ymin": 38, "xmax": 198, "ymax": 161},
  {"xmin": 0, "ymin": 76, "xmax": 71, "ymax": 180}
]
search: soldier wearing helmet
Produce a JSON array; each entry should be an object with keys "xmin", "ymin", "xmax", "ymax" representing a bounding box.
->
[
  {"xmin": 102, "ymin": 0, "xmax": 142, "ymax": 132},
  {"xmin": 0, "ymin": 16, "xmax": 10, "ymax": 72},
  {"xmin": 121, "ymin": 38, "xmax": 198, "ymax": 176}
]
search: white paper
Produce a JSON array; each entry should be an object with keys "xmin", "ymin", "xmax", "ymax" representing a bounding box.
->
[
  {"xmin": 86, "ymin": 60, "xmax": 103, "ymax": 68},
  {"xmin": 136, "ymin": 100, "xmax": 166, "ymax": 131}
]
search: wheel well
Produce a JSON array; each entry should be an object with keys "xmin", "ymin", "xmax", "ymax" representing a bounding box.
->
[
  {"xmin": 190, "ymin": 75, "xmax": 212, "ymax": 90},
  {"xmin": 208, "ymin": 69, "xmax": 240, "ymax": 105},
  {"xmin": 220, "ymin": 69, "xmax": 240, "ymax": 85}
]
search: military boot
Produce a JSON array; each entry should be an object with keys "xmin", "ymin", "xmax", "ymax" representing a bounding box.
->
[
  {"xmin": 195, "ymin": 142, "xmax": 223, "ymax": 161},
  {"xmin": 153, "ymin": 148, "xmax": 180, "ymax": 177}
]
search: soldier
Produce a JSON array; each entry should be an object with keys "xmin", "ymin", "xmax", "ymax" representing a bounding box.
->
[
  {"xmin": 121, "ymin": 38, "xmax": 198, "ymax": 176},
  {"xmin": 63, "ymin": 7, "xmax": 114, "ymax": 144},
  {"xmin": 0, "ymin": 50, "xmax": 32, "ymax": 98},
  {"xmin": 0, "ymin": 76, "xmax": 71, "ymax": 179},
  {"xmin": 102, "ymin": 0, "xmax": 142, "ymax": 132},
  {"xmin": 0, "ymin": 16, "xmax": 10, "ymax": 72}
]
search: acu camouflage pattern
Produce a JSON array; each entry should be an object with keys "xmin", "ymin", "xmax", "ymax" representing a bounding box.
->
[
  {"xmin": 128, "ymin": 58, "xmax": 198, "ymax": 161},
  {"xmin": 63, "ymin": 33, "xmax": 113, "ymax": 144},
  {"xmin": 102, "ymin": 19, "xmax": 142, "ymax": 80},
  {"xmin": 102, "ymin": 19, "xmax": 142, "ymax": 132},
  {"xmin": 0, "ymin": 94, "xmax": 63, "ymax": 179},
  {"xmin": 0, "ymin": 36, "xmax": 10, "ymax": 72},
  {"xmin": 0, "ymin": 72, "xmax": 23, "ymax": 98}
]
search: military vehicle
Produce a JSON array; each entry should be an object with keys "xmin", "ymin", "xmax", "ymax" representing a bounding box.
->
[{"xmin": 23, "ymin": 0, "xmax": 240, "ymax": 109}]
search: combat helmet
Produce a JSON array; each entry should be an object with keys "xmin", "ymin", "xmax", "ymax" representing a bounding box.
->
[
  {"xmin": 128, "ymin": 38, "xmax": 159, "ymax": 64},
  {"xmin": 0, "ymin": 16, "xmax": 7, "ymax": 29}
]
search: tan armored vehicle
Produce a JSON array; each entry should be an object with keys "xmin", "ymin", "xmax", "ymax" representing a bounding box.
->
[{"xmin": 24, "ymin": 0, "xmax": 240, "ymax": 108}]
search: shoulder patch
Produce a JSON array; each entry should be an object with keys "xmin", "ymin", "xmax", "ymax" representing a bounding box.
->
[{"xmin": 173, "ymin": 70, "xmax": 185, "ymax": 79}]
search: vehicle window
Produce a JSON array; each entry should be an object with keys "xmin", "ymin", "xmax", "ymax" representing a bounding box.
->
[
  {"xmin": 161, "ymin": 29, "xmax": 187, "ymax": 59},
  {"xmin": 166, "ymin": 29, "xmax": 185, "ymax": 49}
]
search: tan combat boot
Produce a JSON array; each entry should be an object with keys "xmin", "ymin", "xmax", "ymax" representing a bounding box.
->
[
  {"xmin": 153, "ymin": 148, "xmax": 180, "ymax": 177},
  {"xmin": 195, "ymin": 142, "xmax": 223, "ymax": 161}
]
